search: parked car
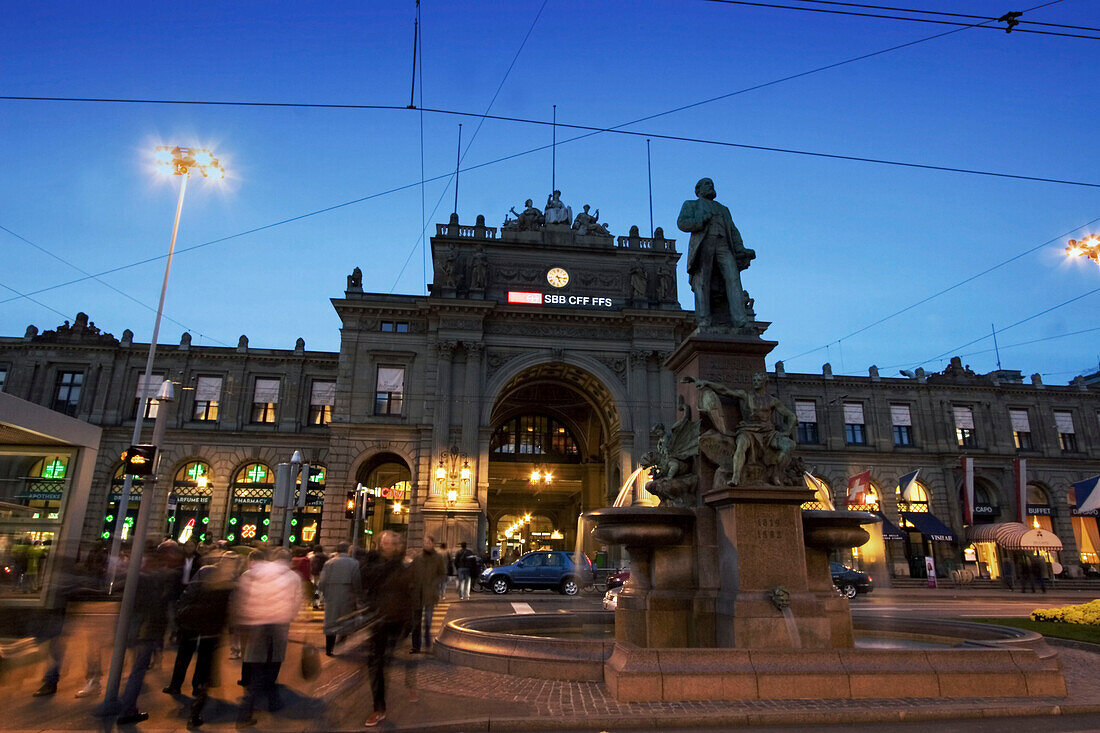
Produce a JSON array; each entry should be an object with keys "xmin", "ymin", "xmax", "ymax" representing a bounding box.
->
[
  {"xmin": 602, "ymin": 586, "xmax": 621, "ymax": 611},
  {"xmin": 605, "ymin": 569, "xmax": 630, "ymax": 591},
  {"xmin": 830, "ymin": 561, "xmax": 873, "ymax": 598},
  {"xmin": 480, "ymin": 550, "xmax": 596, "ymax": 595}
]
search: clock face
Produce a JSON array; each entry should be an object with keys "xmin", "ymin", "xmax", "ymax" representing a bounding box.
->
[{"xmin": 547, "ymin": 267, "xmax": 569, "ymax": 288}]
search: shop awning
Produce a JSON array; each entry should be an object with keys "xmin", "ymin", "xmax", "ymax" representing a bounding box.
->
[
  {"xmin": 965, "ymin": 522, "xmax": 1063, "ymax": 551},
  {"xmin": 875, "ymin": 512, "xmax": 906, "ymax": 541},
  {"xmin": 900, "ymin": 511, "xmax": 957, "ymax": 542}
]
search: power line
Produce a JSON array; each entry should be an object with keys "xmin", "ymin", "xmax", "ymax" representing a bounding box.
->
[
  {"xmin": 699, "ymin": 0, "xmax": 1097, "ymax": 39},
  {"xmin": 0, "ymin": 278, "xmax": 73, "ymax": 322},
  {"xmin": 777, "ymin": 216, "xmax": 1100, "ymax": 364},
  {"xmin": 782, "ymin": 0, "xmax": 1100, "ymax": 32},
  {"xmin": 0, "ymin": 223, "xmax": 230, "ymax": 346}
]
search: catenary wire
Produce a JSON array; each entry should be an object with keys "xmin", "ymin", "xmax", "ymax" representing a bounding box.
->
[
  {"xmin": 776, "ymin": 215, "xmax": 1100, "ymax": 365},
  {"xmin": 779, "ymin": 0, "xmax": 1100, "ymax": 31},
  {"xmin": 0, "ymin": 223, "xmax": 230, "ymax": 346}
]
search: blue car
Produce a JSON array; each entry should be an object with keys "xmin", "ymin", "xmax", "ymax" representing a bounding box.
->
[{"xmin": 480, "ymin": 550, "xmax": 596, "ymax": 596}]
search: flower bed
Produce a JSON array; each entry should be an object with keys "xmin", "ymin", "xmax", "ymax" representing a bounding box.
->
[{"xmin": 1030, "ymin": 599, "xmax": 1100, "ymax": 625}]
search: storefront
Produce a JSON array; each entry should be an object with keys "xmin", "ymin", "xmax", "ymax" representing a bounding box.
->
[
  {"xmin": 226, "ymin": 463, "xmax": 274, "ymax": 545},
  {"xmin": 1068, "ymin": 488, "xmax": 1100, "ymax": 566},
  {"xmin": 965, "ymin": 521, "xmax": 1062, "ymax": 579},
  {"xmin": 897, "ymin": 482, "xmax": 957, "ymax": 578},
  {"xmin": 289, "ymin": 465, "xmax": 326, "ymax": 547},
  {"xmin": 103, "ymin": 465, "xmax": 142, "ymax": 543},
  {"xmin": 165, "ymin": 460, "xmax": 213, "ymax": 543}
]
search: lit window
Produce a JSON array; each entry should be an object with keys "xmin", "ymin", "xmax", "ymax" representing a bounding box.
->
[
  {"xmin": 843, "ymin": 403, "xmax": 866, "ymax": 445},
  {"xmin": 52, "ymin": 371, "xmax": 83, "ymax": 416},
  {"xmin": 194, "ymin": 376, "xmax": 222, "ymax": 422},
  {"xmin": 490, "ymin": 415, "xmax": 579, "ymax": 462},
  {"xmin": 375, "ymin": 367, "xmax": 404, "ymax": 415},
  {"xmin": 310, "ymin": 380, "xmax": 336, "ymax": 425},
  {"xmin": 1009, "ymin": 408, "xmax": 1032, "ymax": 450},
  {"xmin": 890, "ymin": 404, "xmax": 913, "ymax": 447},
  {"xmin": 794, "ymin": 400, "xmax": 819, "ymax": 444},
  {"xmin": 134, "ymin": 373, "xmax": 164, "ymax": 420},
  {"xmin": 251, "ymin": 378, "xmax": 279, "ymax": 423},
  {"xmin": 953, "ymin": 406, "xmax": 975, "ymax": 447},
  {"xmin": 1054, "ymin": 411, "xmax": 1078, "ymax": 452}
]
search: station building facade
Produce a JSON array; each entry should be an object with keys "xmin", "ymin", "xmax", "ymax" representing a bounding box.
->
[{"xmin": 0, "ymin": 210, "xmax": 1098, "ymax": 581}]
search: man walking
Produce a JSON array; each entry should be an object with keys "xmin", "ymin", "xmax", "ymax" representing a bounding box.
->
[
  {"xmin": 362, "ymin": 531, "xmax": 414, "ymax": 727},
  {"xmin": 409, "ymin": 534, "xmax": 446, "ymax": 654},
  {"xmin": 453, "ymin": 542, "xmax": 475, "ymax": 600},
  {"xmin": 317, "ymin": 542, "xmax": 361, "ymax": 656}
]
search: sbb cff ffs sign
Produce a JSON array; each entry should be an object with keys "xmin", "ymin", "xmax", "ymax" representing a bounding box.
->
[{"xmin": 507, "ymin": 291, "xmax": 614, "ymax": 309}]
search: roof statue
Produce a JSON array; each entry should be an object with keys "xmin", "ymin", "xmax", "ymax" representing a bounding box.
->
[
  {"xmin": 503, "ymin": 199, "xmax": 544, "ymax": 231},
  {"xmin": 677, "ymin": 177, "xmax": 756, "ymax": 332},
  {"xmin": 572, "ymin": 204, "xmax": 609, "ymax": 237},
  {"xmin": 544, "ymin": 190, "xmax": 572, "ymax": 225}
]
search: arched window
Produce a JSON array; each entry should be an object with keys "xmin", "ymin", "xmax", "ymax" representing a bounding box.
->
[
  {"xmin": 103, "ymin": 464, "xmax": 144, "ymax": 541},
  {"xmin": 897, "ymin": 481, "xmax": 930, "ymax": 512},
  {"xmin": 490, "ymin": 415, "xmax": 580, "ymax": 462},
  {"xmin": 360, "ymin": 456, "xmax": 413, "ymax": 535},
  {"xmin": 1025, "ymin": 483, "xmax": 1054, "ymax": 532},
  {"xmin": 289, "ymin": 465, "xmax": 326, "ymax": 547},
  {"xmin": 167, "ymin": 461, "xmax": 213, "ymax": 542},
  {"xmin": 227, "ymin": 463, "xmax": 274, "ymax": 544},
  {"xmin": 1068, "ymin": 488, "xmax": 1100, "ymax": 564}
]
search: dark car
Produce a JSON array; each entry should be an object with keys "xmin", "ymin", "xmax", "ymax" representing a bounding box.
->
[
  {"xmin": 605, "ymin": 569, "xmax": 630, "ymax": 591},
  {"xmin": 480, "ymin": 550, "xmax": 596, "ymax": 596},
  {"xmin": 830, "ymin": 561, "xmax": 873, "ymax": 598}
]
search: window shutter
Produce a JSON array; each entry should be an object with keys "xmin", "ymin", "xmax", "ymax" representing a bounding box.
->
[
  {"xmin": 843, "ymin": 403, "xmax": 864, "ymax": 425},
  {"xmin": 311, "ymin": 381, "xmax": 336, "ymax": 406},
  {"xmin": 135, "ymin": 373, "xmax": 164, "ymax": 399},
  {"xmin": 1054, "ymin": 411, "xmax": 1075, "ymax": 434},
  {"xmin": 890, "ymin": 404, "xmax": 911, "ymax": 427},
  {"xmin": 794, "ymin": 400, "xmax": 817, "ymax": 423},
  {"xmin": 377, "ymin": 367, "xmax": 404, "ymax": 394},
  {"xmin": 195, "ymin": 376, "xmax": 222, "ymax": 402},
  {"xmin": 1009, "ymin": 409, "xmax": 1031, "ymax": 432},
  {"xmin": 254, "ymin": 378, "xmax": 280, "ymax": 404},
  {"xmin": 953, "ymin": 406, "xmax": 974, "ymax": 429}
]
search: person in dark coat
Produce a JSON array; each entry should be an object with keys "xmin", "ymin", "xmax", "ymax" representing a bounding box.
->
[
  {"xmin": 116, "ymin": 544, "xmax": 175, "ymax": 725},
  {"xmin": 163, "ymin": 551, "xmax": 235, "ymax": 728},
  {"xmin": 454, "ymin": 542, "xmax": 475, "ymax": 600},
  {"xmin": 409, "ymin": 534, "xmax": 446, "ymax": 654},
  {"xmin": 317, "ymin": 542, "xmax": 361, "ymax": 655},
  {"xmin": 362, "ymin": 530, "xmax": 415, "ymax": 727},
  {"xmin": 307, "ymin": 544, "xmax": 328, "ymax": 609},
  {"xmin": 1030, "ymin": 554, "xmax": 1048, "ymax": 593}
]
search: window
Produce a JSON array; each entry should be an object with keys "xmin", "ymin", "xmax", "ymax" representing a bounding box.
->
[
  {"xmin": 380, "ymin": 321, "xmax": 409, "ymax": 333},
  {"xmin": 490, "ymin": 415, "xmax": 580, "ymax": 462},
  {"xmin": 52, "ymin": 371, "xmax": 83, "ymax": 416},
  {"xmin": 309, "ymin": 380, "xmax": 336, "ymax": 425},
  {"xmin": 0, "ymin": 365, "xmax": 7, "ymax": 392},
  {"xmin": 1054, "ymin": 411, "xmax": 1078, "ymax": 452},
  {"xmin": 251, "ymin": 378, "xmax": 280, "ymax": 423},
  {"xmin": 1009, "ymin": 408, "xmax": 1032, "ymax": 450},
  {"xmin": 890, "ymin": 404, "xmax": 913, "ymax": 447},
  {"xmin": 794, "ymin": 400, "xmax": 819, "ymax": 444},
  {"xmin": 374, "ymin": 367, "xmax": 404, "ymax": 415},
  {"xmin": 843, "ymin": 402, "xmax": 866, "ymax": 445},
  {"xmin": 953, "ymin": 406, "xmax": 975, "ymax": 447},
  {"xmin": 193, "ymin": 376, "xmax": 222, "ymax": 422},
  {"xmin": 133, "ymin": 373, "xmax": 164, "ymax": 420}
]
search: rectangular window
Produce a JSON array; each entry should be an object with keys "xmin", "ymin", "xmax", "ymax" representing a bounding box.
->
[
  {"xmin": 380, "ymin": 322, "xmax": 409, "ymax": 333},
  {"xmin": 1010, "ymin": 408, "xmax": 1032, "ymax": 450},
  {"xmin": 954, "ymin": 405, "xmax": 975, "ymax": 447},
  {"xmin": 52, "ymin": 371, "xmax": 83, "ymax": 416},
  {"xmin": 134, "ymin": 373, "xmax": 165, "ymax": 420},
  {"xmin": 890, "ymin": 404, "xmax": 913, "ymax": 446},
  {"xmin": 794, "ymin": 400, "xmax": 819, "ymax": 444},
  {"xmin": 374, "ymin": 366, "xmax": 404, "ymax": 415},
  {"xmin": 193, "ymin": 376, "xmax": 222, "ymax": 421},
  {"xmin": 843, "ymin": 402, "xmax": 866, "ymax": 445},
  {"xmin": 251, "ymin": 378, "xmax": 280, "ymax": 423},
  {"xmin": 309, "ymin": 380, "xmax": 336, "ymax": 425},
  {"xmin": 1055, "ymin": 410, "xmax": 1077, "ymax": 452},
  {"xmin": 0, "ymin": 365, "xmax": 7, "ymax": 392}
]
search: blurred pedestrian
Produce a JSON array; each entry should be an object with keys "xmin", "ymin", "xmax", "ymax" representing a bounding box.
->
[
  {"xmin": 438, "ymin": 542, "xmax": 452, "ymax": 600},
  {"xmin": 409, "ymin": 534, "xmax": 446, "ymax": 654},
  {"xmin": 233, "ymin": 548, "xmax": 302, "ymax": 727},
  {"xmin": 361, "ymin": 530, "xmax": 415, "ymax": 727},
  {"xmin": 115, "ymin": 543, "xmax": 175, "ymax": 725},
  {"xmin": 1030, "ymin": 554, "xmax": 1048, "ymax": 593},
  {"xmin": 163, "ymin": 551, "xmax": 235, "ymax": 729},
  {"xmin": 454, "ymin": 542, "xmax": 475, "ymax": 600},
  {"xmin": 32, "ymin": 555, "xmax": 83, "ymax": 697},
  {"xmin": 1000, "ymin": 554, "xmax": 1015, "ymax": 590},
  {"xmin": 290, "ymin": 548, "xmax": 312, "ymax": 607},
  {"xmin": 317, "ymin": 542, "xmax": 361, "ymax": 656},
  {"xmin": 307, "ymin": 544, "xmax": 327, "ymax": 609}
]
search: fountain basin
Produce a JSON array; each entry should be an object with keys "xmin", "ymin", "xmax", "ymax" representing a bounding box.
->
[
  {"xmin": 801, "ymin": 509, "xmax": 879, "ymax": 550},
  {"xmin": 584, "ymin": 506, "xmax": 694, "ymax": 547}
]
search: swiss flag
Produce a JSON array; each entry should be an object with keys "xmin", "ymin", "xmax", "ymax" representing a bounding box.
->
[{"xmin": 847, "ymin": 470, "xmax": 871, "ymax": 506}]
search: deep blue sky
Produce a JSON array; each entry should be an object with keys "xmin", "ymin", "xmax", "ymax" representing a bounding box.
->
[{"xmin": 2, "ymin": 1, "xmax": 1098, "ymax": 382}]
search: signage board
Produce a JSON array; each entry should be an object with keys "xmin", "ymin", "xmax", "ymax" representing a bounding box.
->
[{"xmin": 507, "ymin": 291, "xmax": 615, "ymax": 309}]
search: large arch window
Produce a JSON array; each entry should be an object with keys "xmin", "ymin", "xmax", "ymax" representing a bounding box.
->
[
  {"xmin": 167, "ymin": 461, "xmax": 213, "ymax": 542},
  {"xmin": 227, "ymin": 463, "xmax": 274, "ymax": 544},
  {"xmin": 490, "ymin": 415, "xmax": 580, "ymax": 463},
  {"xmin": 1026, "ymin": 484, "xmax": 1054, "ymax": 532},
  {"xmin": 897, "ymin": 481, "xmax": 931, "ymax": 513},
  {"xmin": 360, "ymin": 458, "xmax": 412, "ymax": 536}
]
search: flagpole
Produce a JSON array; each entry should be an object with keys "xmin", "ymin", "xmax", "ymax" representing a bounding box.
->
[{"xmin": 551, "ymin": 104, "xmax": 557, "ymax": 193}]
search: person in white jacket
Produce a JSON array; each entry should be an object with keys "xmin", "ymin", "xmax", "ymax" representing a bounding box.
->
[{"xmin": 232, "ymin": 548, "xmax": 301, "ymax": 727}]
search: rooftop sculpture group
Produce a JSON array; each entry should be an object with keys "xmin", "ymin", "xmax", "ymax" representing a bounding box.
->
[{"xmin": 502, "ymin": 190, "xmax": 611, "ymax": 237}]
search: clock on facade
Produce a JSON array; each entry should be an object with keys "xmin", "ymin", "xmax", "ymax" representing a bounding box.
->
[{"xmin": 547, "ymin": 267, "xmax": 569, "ymax": 288}]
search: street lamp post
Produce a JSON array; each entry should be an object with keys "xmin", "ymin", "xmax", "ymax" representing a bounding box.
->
[
  {"xmin": 106, "ymin": 146, "xmax": 225, "ymax": 591},
  {"xmin": 1066, "ymin": 234, "xmax": 1100, "ymax": 271}
]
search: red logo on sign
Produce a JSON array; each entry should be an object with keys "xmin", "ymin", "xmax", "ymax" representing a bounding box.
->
[{"xmin": 507, "ymin": 291, "xmax": 542, "ymax": 305}]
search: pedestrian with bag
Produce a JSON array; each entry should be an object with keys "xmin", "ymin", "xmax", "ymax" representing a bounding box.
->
[
  {"xmin": 409, "ymin": 534, "xmax": 446, "ymax": 654},
  {"xmin": 361, "ymin": 530, "xmax": 415, "ymax": 727},
  {"xmin": 317, "ymin": 541, "xmax": 361, "ymax": 656}
]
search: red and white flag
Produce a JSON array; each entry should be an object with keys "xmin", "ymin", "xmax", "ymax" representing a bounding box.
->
[
  {"xmin": 847, "ymin": 470, "xmax": 871, "ymax": 506},
  {"xmin": 961, "ymin": 457, "xmax": 975, "ymax": 524}
]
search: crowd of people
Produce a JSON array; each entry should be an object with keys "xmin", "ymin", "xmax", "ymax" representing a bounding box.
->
[{"xmin": 30, "ymin": 531, "xmax": 487, "ymax": 728}]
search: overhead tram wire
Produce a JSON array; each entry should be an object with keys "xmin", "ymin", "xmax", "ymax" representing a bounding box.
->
[
  {"xmin": 699, "ymin": 0, "xmax": 1097, "ymax": 40},
  {"xmin": 776, "ymin": 215, "xmax": 1100, "ymax": 365},
  {"xmin": 779, "ymin": 0, "xmax": 1100, "ymax": 32},
  {"xmin": 390, "ymin": 0, "xmax": 550, "ymax": 291},
  {"xmin": 0, "ymin": 223, "xmax": 230, "ymax": 346}
]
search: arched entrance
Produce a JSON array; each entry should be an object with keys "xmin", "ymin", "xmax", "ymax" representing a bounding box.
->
[
  {"xmin": 486, "ymin": 362, "xmax": 622, "ymax": 563},
  {"xmin": 355, "ymin": 453, "xmax": 412, "ymax": 549}
]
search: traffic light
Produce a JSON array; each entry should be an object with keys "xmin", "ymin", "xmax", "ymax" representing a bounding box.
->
[
  {"xmin": 345, "ymin": 491, "xmax": 357, "ymax": 519},
  {"xmin": 361, "ymin": 494, "xmax": 375, "ymax": 518},
  {"xmin": 122, "ymin": 444, "xmax": 157, "ymax": 476}
]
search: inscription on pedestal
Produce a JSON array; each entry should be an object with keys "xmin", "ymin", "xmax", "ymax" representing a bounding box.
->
[{"xmin": 735, "ymin": 504, "xmax": 806, "ymax": 590}]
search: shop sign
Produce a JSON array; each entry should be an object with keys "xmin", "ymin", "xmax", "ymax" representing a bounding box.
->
[
  {"xmin": 1027, "ymin": 506, "xmax": 1053, "ymax": 516},
  {"xmin": 234, "ymin": 497, "xmax": 272, "ymax": 506},
  {"xmin": 507, "ymin": 291, "xmax": 615, "ymax": 309},
  {"xmin": 18, "ymin": 490, "xmax": 63, "ymax": 501},
  {"xmin": 973, "ymin": 504, "xmax": 995, "ymax": 515},
  {"xmin": 108, "ymin": 492, "xmax": 142, "ymax": 502},
  {"xmin": 1072, "ymin": 507, "xmax": 1098, "ymax": 517},
  {"xmin": 371, "ymin": 486, "xmax": 408, "ymax": 500}
]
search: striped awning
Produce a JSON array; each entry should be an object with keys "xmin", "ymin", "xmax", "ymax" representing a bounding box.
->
[{"xmin": 965, "ymin": 522, "xmax": 1063, "ymax": 551}]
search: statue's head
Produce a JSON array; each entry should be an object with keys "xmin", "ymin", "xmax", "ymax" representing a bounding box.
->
[
  {"xmin": 525, "ymin": 198, "xmax": 533, "ymax": 207},
  {"xmin": 695, "ymin": 177, "xmax": 716, "ymax": 200},
  {"xmin": 583, "ymin": 204, "xmax": 590, "ymax": 212},
  {"xmin": 752, "ymin": 372, "xmax": 768, "ymax": 390},
  {"xmin": 553, "ymin": 190, "xmax": 561, "ymax": 198}
]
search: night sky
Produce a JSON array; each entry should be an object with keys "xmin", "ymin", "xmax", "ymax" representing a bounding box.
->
[{"xmin": 2, "ymin": 1, "xmax": 1097, "ymax": 382}]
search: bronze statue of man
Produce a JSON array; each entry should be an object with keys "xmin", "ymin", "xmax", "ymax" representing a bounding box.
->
[{"xmin": 677, "ymin": 178, "xmax": 755, "ymax": 329}]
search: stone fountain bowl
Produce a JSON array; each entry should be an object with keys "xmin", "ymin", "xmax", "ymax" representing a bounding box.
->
[
  {"xmin": 584, "ymin": 506, "xmax": 695, "ymax": 547},
  {"xmin": 801, "ymin": 509, "xmax": 880, "ymax": 550}
]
